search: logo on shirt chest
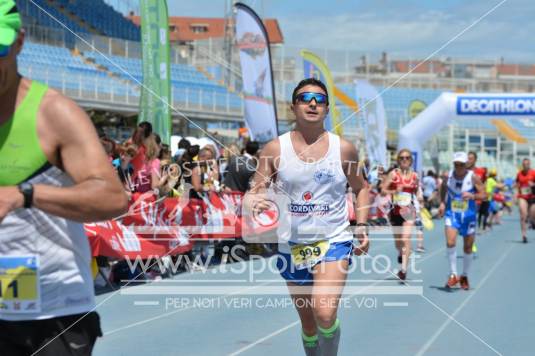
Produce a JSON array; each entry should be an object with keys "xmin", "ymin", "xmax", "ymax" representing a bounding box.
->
[
  {"xmin": 302, "ymin": 191, "xmax": 313, "ymax": 201},
  {"xmin": 314, "ymin": 169, "xmax": 335, "ymax": 184}
]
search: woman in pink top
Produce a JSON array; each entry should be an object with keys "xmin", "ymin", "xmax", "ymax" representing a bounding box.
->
[{"xmin": 134, "ymin": 134, "xmax": 161, "ymax": 193}]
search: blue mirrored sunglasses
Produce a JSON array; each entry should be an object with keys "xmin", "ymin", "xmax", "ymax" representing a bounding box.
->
[
  {"xmin": 0, "ymin": 44, "xmax": 11, "ymax": 58},
  {"xmin": 296, "ymin": 92, "xmax": 328, "ymax": 105}
]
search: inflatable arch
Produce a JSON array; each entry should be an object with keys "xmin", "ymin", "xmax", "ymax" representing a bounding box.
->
[{"xmin": 398, "ymin": 93, "xmax": 535, "ymax": 173}]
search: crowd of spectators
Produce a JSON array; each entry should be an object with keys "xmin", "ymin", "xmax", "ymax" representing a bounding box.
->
[
  {"xmin": 95, "ymin": 122, "xmax": 263, "ymax": 282},
  {"xmin": 99, "ymin": 121, "xmax": 261, "ymax": 202}
]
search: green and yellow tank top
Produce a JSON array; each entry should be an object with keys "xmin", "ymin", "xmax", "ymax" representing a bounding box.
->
[{"xmin": 0, "ymin": 80, "xmax": 49, "ymax": 186}]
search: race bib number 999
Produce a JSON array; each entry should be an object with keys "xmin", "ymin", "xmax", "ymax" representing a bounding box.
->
[
  {"xmin": 0, "ymin": 256, "xmax": 41, "ymax": 313},
  {"xmin": 290, "ymin": 240, "xmax": 330, "ymax": 270}
]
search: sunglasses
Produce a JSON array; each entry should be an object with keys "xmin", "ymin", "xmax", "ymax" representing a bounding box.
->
[
  {"xmin": 295, "ymin": 92, "xmax": 328, "ymax": 105},
  {"xmin": 398, "ymin": 156, "xmax": 412, "ymax": 161},
  {"xmin": 0, "ymin": 44, "xmax": 11, "ymax": 58}
]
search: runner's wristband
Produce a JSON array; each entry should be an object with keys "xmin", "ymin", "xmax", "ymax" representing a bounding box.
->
[{"xmin": 18, "ymin": 182, "xmax": 34, "ymax": 209}]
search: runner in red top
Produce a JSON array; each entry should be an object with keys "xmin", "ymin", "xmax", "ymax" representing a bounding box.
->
[
  {"xmin": 467, "ymin": 151, "xmax": 489, "ymax": 233},
  {"xmin": 515, "ymin": 158, "xmax": 535, "ymax": 243},
  {"xmin": 381, "ymin": 149, "xmax": 419, "ymax": 281}
]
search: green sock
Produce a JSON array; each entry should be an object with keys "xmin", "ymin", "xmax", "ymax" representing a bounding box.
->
[
  {"xmin": 318, "ymin": 319, "xmax": 341, "ymax": 356},
  {"xmin": 302, "ymin": 332, "xmax": 321, "ymax": 356}
]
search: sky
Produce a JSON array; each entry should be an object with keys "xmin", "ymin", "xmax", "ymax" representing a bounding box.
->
[{"xmin": 109, "ymin": 0, "xmax": 533, "ymax": 63}]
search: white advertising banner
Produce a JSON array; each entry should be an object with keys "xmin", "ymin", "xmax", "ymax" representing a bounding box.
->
[
  {"xmin": 355, "ymin": 80, "xmax": 387, "ymax": 168},
  {"xmin": 235, "ymin": 3, "xmax": 278, "ymax": 143}
]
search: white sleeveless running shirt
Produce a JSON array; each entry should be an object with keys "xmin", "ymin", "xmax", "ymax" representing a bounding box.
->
[
  {"xmin": 0, "ymin": 166, "xmax": 95, "ymax": 321},
  {"xmin": 276, "ymin": 132, "xmax": 351, "ymax": 250}
]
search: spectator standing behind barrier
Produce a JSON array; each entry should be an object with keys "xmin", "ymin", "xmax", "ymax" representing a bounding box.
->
[
  {"xmin": 181, "ymin": 144, "xmax": 200, "ymax": 186},
  {"xmin": 219, "ymin": 143, "xmax": 240, "ymax": 182},
  {"xmin": 134, "ymin": 134, "xmax": 161, "ymax": 193},
  {"xmin": 173, "ymin": 138, "xmax": 191, "ymax": 163},
  {"xmin": 223, "ymin": 141, "xmax": 260, "ymax": 193},
  {"xmin": 100, "ymin": 136, "xmax": 117, "ymax": 163},
  {"xmin": 129, "ymin": 121, "xmax": 152, "ymax": 176},
  {"xmin": 191, "ymin": 147, "xmax": 220, "ymax": 198},
  {"xmin": 157, "ymin": 159, "xmax": 180, "ymax": 197},
  {"xmin": 159, "ymin": 143, "xmax": 172, "ymax": 161},
  {"xmin": 113, "ymin": 144, "xmax": 137, "ymax": 198}
]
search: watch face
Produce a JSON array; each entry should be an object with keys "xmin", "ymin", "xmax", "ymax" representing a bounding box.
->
[{"xmin": 18, "ymin": 183, "xmax": 33, "ymax": 208}]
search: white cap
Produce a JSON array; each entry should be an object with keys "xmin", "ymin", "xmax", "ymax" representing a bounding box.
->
[{"xmin": 452, "ymin": 152, "xmax": 468, "ymax": 164}]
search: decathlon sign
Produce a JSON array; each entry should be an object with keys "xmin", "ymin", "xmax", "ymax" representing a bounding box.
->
[
  {"xmin": 398, "ymin": 92, "xmax": 535, "ymax": 174},
  {"xmin": 457, "ymin": 97, "xmax": 535, "ymax": 116}
]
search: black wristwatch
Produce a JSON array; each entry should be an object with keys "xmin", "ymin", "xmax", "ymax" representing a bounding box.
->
[{"xmin": 17, "ymin": 182, "xmax": 34, "ymax": 209}]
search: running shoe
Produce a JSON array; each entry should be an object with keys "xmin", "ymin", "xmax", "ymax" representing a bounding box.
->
[
  {"xmin": 416, "ymin": 246, "xmax": 426, "ymax": 253},
  {"xmin": 523, "ymin": 236, "xmax": 528, "ymax": 243},
  {"xmin": 445, "ymin": 274, "xmax": 458, "ymax": 288},
  {"xmin": 459, "ymin": 275, "xmax": 470, "ymax": 290},
  {"xmin": 397, "ymin": 270, "xmax": 406, "ymax": 281}
]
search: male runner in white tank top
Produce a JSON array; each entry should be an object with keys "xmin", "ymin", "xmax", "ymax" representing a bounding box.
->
[
  {"xmin": 248, "ymin": 78, "xmax": 369, "ymax": 356},
  {"xmin": 0, "ymin": 5, "xmax": 128, "ymax": 355}
]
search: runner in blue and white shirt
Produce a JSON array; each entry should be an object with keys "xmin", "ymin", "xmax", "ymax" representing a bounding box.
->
[{"xmin": 439, "ymin": 152, "xmax": 485, "ymax": 291}]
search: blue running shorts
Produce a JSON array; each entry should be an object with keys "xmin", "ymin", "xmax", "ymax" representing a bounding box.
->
[
  {"xmin": 445, "ymin": 212, "xmax": 476, "ymax": 237},
  {"xmin": 276, "ymin": 240, "xmax": 353, "ymax": 286}
]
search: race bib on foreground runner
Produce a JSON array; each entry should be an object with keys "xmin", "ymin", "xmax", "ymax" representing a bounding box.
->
[
  {"xmin": 451, "ymin": 199, "xmax": 468, "ymax": 213},
  {"xmin": 520, "ymin": 187, "xmax": 531, "ymax": 195},
  {"xmin": 0, "ymin": 256, "xmax": 41, "ymax": 314},
  {"xmin": 290, "ymin": 240, "xmax": 330, "ymax": 270}
]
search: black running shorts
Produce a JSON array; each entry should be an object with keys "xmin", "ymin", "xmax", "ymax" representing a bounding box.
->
[{"xmin": 0, "ymin": 311, "xmax": 102, "ymax": 356}]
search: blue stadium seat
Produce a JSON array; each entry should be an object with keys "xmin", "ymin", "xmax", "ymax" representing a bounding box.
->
[
  {"xmin": 17, "ymin": 42, "xmax": 129, "ymax": 96},
  {"xmin": 57, "ymin": 0, "xmax": 140, "ymax": 41},
  {"xmin": 83, "ymin": 51, "xmax": 243, "ymax": 109}
]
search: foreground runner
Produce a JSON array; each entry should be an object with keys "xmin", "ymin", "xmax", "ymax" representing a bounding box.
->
[
  {"xmin": 0, "ymin": 4, "xmax": 127, "ymax": 354},
  {"xmin": 515, "ymin": 158, "xmax": 535, "ymax": 243},
  {"xmin": 439, "ymin": 152, "xmax": 485, "ymax": 290},
  {"xmin": 381, "ymin": 149, "xmax": 419, "ymax": 281},
  {"xmin": 248, "ymin": 78, "xmax": 369, "ymax": 356}
]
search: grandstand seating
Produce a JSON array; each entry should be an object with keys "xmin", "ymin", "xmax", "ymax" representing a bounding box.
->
[
  {"xmin": 14, "ymin": 0, "xmax": 243, "ymax": 110},
  {"xmin": 206, "ymin": 66, "xmax": 224, "ymax": 82},
  {"xmin": 17, "ymin": 41, "xmax": 242, "ymax": 110},
  {"xmin": 16, "ymin": 0, "xmax": 139, "ymax": 43},
  {"xmin": 17, "ymin": 42, "xmax": 134, "ymax": 97},
  {"xmin": 82, "ymin": 51, "xmax": 242, "ymax": 108},
  {"xmin": 17, "ymin": 0, "xmax": 86, "ymax": 33},
  {"xmin": 53, "ymin": 0, "xmax": 140, "ymax": 41}
]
